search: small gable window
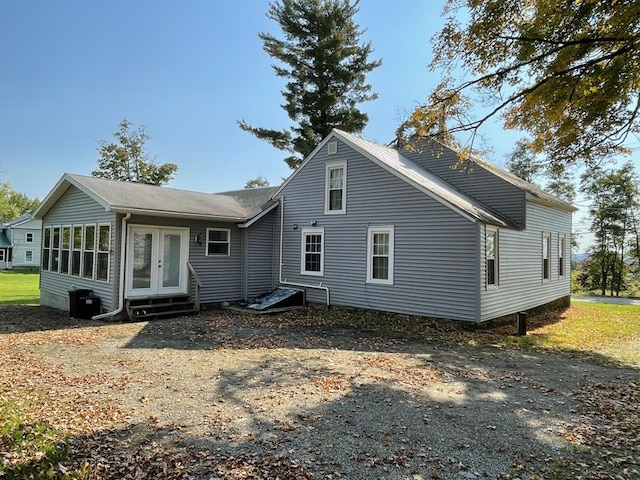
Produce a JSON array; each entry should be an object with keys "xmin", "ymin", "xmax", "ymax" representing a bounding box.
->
[
  {"xmin": 325, "ymin": 162, "xmax": 346, "ymax": 214},
  {"xmin": 206, "ymin": 228, "xmax": 230, "ymax": 256},
  {"xmin": 26, "ymin": 232, "xmax": 34, "ymax": 243}
]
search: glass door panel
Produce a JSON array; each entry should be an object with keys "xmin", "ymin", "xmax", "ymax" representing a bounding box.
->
[
  {"xmin": 162, "ymin": 233, "xmax": 181, "ymax": 288},
  {"xmin": 132, "ymin": 231, "xmax": 154, "ymax": 289}
]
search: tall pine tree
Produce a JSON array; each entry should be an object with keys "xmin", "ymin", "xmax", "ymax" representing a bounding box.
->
[{"xmin": 239, "ymin": 0, "xmax": 381, "ymax": 169}]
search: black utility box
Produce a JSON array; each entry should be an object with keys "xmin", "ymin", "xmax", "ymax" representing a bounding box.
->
[{"xmin": 68, "ymin": 289, "xmax": 101, "ymax": 319}]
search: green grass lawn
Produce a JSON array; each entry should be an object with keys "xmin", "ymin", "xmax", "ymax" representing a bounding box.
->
[
  {"xmin": 486, "ymin": 302, "xmax": 640, "ymax": 366},
  {"xmin": 0, "ymin": 270, "xmax": 40, "ymax": 305},
  {"xmin": 317, "ymin": 301, "xmax": 640, "ymax": 367}
]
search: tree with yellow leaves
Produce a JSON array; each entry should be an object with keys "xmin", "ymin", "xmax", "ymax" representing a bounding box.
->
[{"xmin": 399, "ymin": 0, "xmax": 640, "ymax": 170}]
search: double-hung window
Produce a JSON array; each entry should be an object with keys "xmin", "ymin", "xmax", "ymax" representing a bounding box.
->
[
  {"xmin": 42, "ymin": 227, "xmax": 51, "ymax": 271},
  {"xmin": 558, "ymin": 234, "xmax": 566, "ymax": 277},
  {"xmin": 206, "ymin": 228, "xmax": 230, "ymax": 256},
  {"xmin": 543, "ymin": 232, "xmax": 551, "ymax": 282},
  {"xmin": 83, "ymin": 225, "xmax": 95, "ymax": 279},
  {"xmin": 60, "ymin": 226, "xmax": 71, "ymax": 274},
  {"xmin": 367, "ymin": 226, "xmax": 394, "ymax": 284},
  {"xmin": 26, "ymin": 232, "xmax": 34, "ymax": 243},
  {"xmin": 71, "ymin": 226, "xmax": 82, "ymax": 277},
  {"xmin": 486, "ymin": 227, "xmax": 498, "ymax": 288},
  {"xmin": 97, "ymin": 224, "xmax": 111, "ymax": 281},
  {"xmin": 25, "ymin": 250, "xmax": 33, "ymax": 263},
  {"xmin": 40, "ymin": 223, "xmax": 109, "ymax": 280},
  {"xmin": 301, "ymin": 228, "xmax": 324, "ymax": 276},
  {"xmin": 51, "ymin": 227, "xmax": 61, "ymax": 272},
  {"xmin": 324, "ymin": 162, "xmax": 346, "ymax": 214}
]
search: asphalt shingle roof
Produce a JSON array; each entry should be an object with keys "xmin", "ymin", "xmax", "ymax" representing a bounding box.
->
[{"xmin": 35, "ymin": 175, "xmax": 277, "ymax": 222}]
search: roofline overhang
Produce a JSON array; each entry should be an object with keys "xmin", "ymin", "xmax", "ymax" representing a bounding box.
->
[
  {"xmin": 237, "ymin": 200, "xmax": 280, "ymax": 228},
  {"xmin": 525, "ymin": 192, "xmax": 578, "ymax": 212},
  {"xmin": 271, "ymin": 129, "xmax": 515, "ymax": 228},
  {"xmin": 109, "ymin": 207, "xmax": 245, "ymax": 223}
]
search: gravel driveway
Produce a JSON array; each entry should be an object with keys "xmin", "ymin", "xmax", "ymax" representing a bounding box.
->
[{"xmin": 1, "ymin": 305, "xmax": 638, "ymax": 479}]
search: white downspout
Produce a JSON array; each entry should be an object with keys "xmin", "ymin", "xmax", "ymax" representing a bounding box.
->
[
  {"xmin": 92, "ymin": 212, "xmax": 131, "ymax": 320},
  {"xmin": 278, "ymin": 196, "xmax": 330, "ymax": 306}
]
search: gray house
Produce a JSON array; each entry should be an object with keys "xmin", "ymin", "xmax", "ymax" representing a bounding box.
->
[
  {"xmin": 1, "ymin": 213, "xmax": 42, "ymax": 270},
  {"xmin": 33, "ymin": 129, "xmax": 576, "ymax": 323},
  {"xmin": 273, "ymin": 130, "xmax": 576, "ymax": 323},
  {"xmin": 33, "ymin": 175, "xmax": 278, "ymax": 320}
]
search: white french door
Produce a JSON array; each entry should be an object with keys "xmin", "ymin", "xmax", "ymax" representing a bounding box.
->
[{"xmin": 126, "ymin": 226, "xmax": 189, "ymax": 297}]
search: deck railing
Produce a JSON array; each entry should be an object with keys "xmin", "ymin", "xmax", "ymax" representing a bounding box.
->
[{"xmin": 187, "ymin": 262, "xmax": 203, "ymax": 312}]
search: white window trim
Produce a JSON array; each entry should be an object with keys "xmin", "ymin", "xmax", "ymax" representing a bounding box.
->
[
  {"xmin": 25, "ymin": 231, "xmax": 34, "ymax": 243},
  {"xmin": 324, "ymin": 162, "xmax": 347, "ymax": 215},
  {"xmin": 206, "ymin": 228, "xmax": 231, "ymax": 257},
  {"xmin": 0, "ymin": 250, "xmax": 5, "ymax": 262},
  {"xmin": 42, "ymin": 226, "xmax": 51, "ymax": 271},
  {"xmin": 71, "ymin": 224, "xmax": 83, "ymax": 277},
  {"xmin": 96, "ymin": 223, "xmax": 111, "ymax": 282},
  {"xmin": 300, "ymin": 227, "xmax": 324, "ymax": 276},
  {"xmin": 543, "ymin": 232, "xmax": 551, "ymax": 283},
  {"xmin": 366, "ymin": 226, "xmax": 395, "ymax": 285},
  {"xmin": 25, "ymin": 250, "xmax": 33, "ymax": 263},
  {"xmin": 486, "ymin": 226, "xmax": 499, "ymax": 289},
  {"xmin": 82, "ymin": 224, "xmax": 97, "ymax": 280},
  {"xmin": 558, "ymin": 234, "xmax": 566, "ymax": 278},
  {"xmin": 60, "ymin": 225, "xmax": 72, "ymax": 275}
]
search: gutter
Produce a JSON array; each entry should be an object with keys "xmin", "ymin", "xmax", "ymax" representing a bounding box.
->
[
  {"xmin": 278, "ymin": 196, "xmax": 330, "ymax": 306},
  {"xmin": 92, "ymin": 213, "xmax": 131, "ymax": 320}
]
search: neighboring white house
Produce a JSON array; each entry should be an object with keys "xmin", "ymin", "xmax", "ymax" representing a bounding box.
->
[{"xmin": 0, "ymin": 213, "xmax": 42, "ymax": 270}]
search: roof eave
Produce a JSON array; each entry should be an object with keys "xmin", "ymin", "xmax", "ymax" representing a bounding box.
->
[
  {"xmin": 33, "ymin": 174, "xmax": 112, "ymax": 219},
  {"xmin": 237, "ymin": 200, "xmax": 280, "ymax": 228},
  {"xmin": 109, "ymin": 207, "xmax": 245, "ymax": 223},
  {"xmin": 526, "ymin": 192, "xmax": 578, "ymax": 212}
]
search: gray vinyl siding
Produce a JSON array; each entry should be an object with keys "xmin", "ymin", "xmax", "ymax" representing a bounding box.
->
[
  {"xmin": 40, "ymin": 186, "xmax": 117, "ymax": 311},
  {"xmin": 479, "ymin": 201, "xmax": 572, "ymax": 321},
  {"xmin": 135, "ymin": 217, "xmax": 244, "ymax": 304},
  {"xmin": 402, "ymin": 145, "xmax": 527, "ymax": 227},
  {"xmin": 244, "ymin": 212, "xmax": 276, "ymax": 299},
  {"xmin": 276, "ymin": 139, "xmax": 479, "ymax": 322},
  {"xmin": 116, "ymin": 216, "xmax": 244, "ymax": 303}
]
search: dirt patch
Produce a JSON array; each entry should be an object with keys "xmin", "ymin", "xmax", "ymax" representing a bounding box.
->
[{"xmin": 1, "ymin": 304, "xmax": 639, "ymax": 479}]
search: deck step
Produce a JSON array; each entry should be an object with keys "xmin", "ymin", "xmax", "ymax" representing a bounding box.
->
[{"xmin": 126, "ymin": 295, "xmax": 197, "ymax": 321}]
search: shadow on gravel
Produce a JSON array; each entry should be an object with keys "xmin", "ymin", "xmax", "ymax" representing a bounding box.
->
[
  {"xmin": 47, "ymin": 356, "xmax": 597, "ymax": 478},
  {"xmin": 0, "ymin": 304, "xmax": 111, "ymax": 334},
  {"xmin": 4, "ymin": 307, "xmax": 638, "ymax": 478},
  {"xmin": 6, "ymin": 360, "xmax": 579, "ymax": 479}
]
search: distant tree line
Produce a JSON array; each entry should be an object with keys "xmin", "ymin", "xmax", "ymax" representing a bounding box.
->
[{"xmin": 0, "ymin": 182, "xmax": 40, "ymax": 221}]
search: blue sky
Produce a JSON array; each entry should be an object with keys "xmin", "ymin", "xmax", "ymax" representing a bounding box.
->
[{"xmin": 2, "ymin": 0, "xmax": 631, "ymax": 250}]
